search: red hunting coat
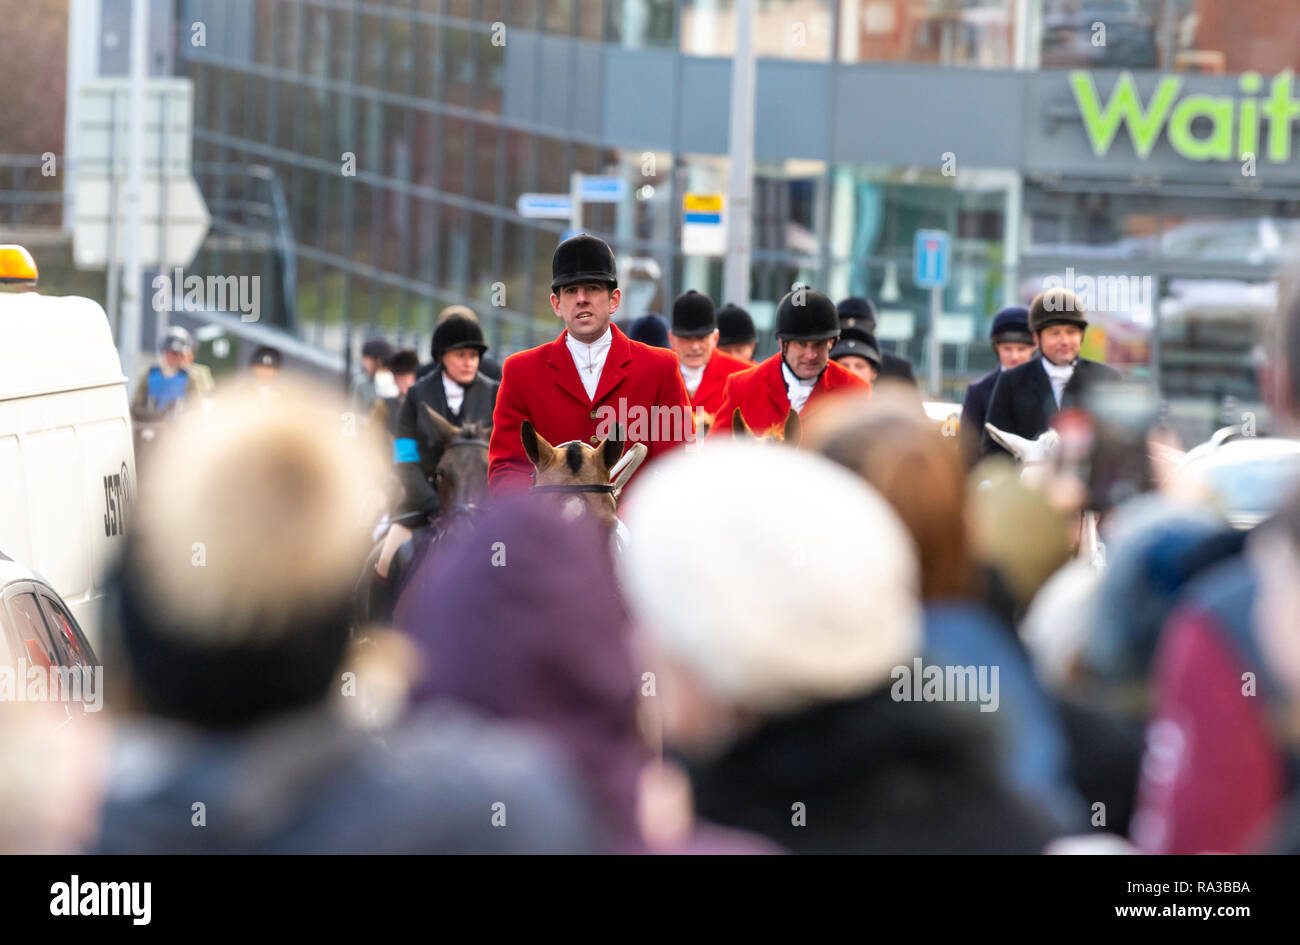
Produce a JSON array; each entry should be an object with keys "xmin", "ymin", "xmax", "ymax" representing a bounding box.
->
[
  {"xmin": 688, "ymin": 349, "xmax": 755, "ymax": 418},
  {"xmin": 489, "ymin": 324, "xmax": 694, "ymax": 494},
  {"xmin": 707, "ymin": 353, "xmax": 870, "ymax": 438}
]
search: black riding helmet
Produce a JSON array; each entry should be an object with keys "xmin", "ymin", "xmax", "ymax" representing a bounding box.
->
[
  {"xmin": 431, "ymin": 315, "xmax": 488, "ymax": 361},
  {"xmin": 775, "ymin": 288, "xmax": 840, "ymax": 342},
  {"xmin": 551, "ymin": 234, "xmax": 618, "ymax": 293}
]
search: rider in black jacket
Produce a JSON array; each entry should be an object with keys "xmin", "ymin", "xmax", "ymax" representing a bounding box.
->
[{"xmin": 393, "ymin": 315, "xmax": 499, "ymax": 523}]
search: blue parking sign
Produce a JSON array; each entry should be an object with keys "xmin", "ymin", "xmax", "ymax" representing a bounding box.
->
[{"xmin": 914, "ymin": 230, "xmax": 950, "ymax": 289}]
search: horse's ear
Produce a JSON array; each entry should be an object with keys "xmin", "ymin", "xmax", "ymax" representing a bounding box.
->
[
  {"xmin": 599, "ymin": 423, "xmax": 625, "ymax": 473},
  {"xmin": 732, "ymin": 408, "xmax": 751, "ymax": 439},
  {"xmin": 422, "ymin": 403, "xmax": 461, "ymax": 446},
  {"xmin": 696, "ymin": 409, "xmax": 714, "ymax": 438},
  {"xmin": 783, "ymin": 409, "xmax": 802, "ymax": 446},
  {"xmin": 521, "ymin": 420, "xmax": 553, "ymax": 467}
]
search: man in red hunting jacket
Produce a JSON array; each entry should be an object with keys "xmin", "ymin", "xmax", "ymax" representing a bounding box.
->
[
  {"xmin": 668, "ymin": 289, "xmax": 753, "ymax": 421},
  {"xmin": 489, "ymin": 235, "xmax": 694, "ymax": 494},
  {"xmin": 709, "ymin": 288, "xmax": 870, "ymax": 438}
]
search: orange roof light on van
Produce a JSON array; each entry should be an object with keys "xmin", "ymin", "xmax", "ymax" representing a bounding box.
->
[{"xmin": 0, "ymin": 245, "xmax": 38, "ymax": 286}]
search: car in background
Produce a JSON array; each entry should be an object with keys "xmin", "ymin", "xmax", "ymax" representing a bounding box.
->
[
  {"xmin": 1173, "ymin": 427, "xmax": 1300, "ymax": 529},
  {"xmin": 0, "ymin": 551, "xmax": 99, "ymax": 673}
]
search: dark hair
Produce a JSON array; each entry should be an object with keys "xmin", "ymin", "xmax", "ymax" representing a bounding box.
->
[{"xmin": 104, "ymin": 543, "xmax": 353, "ymax": 730}]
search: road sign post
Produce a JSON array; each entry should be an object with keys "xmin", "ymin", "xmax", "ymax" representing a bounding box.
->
[
  {"xmin": 914, "ymin": 229, "xmax": 951, "ymax": 398},
  {"xmin": 516, "ymin": 193, "xmax": 573, "ymax": 218},
  {"xmin": 683, "ymin": 193, "xmax": 726, "ymax": 256}
]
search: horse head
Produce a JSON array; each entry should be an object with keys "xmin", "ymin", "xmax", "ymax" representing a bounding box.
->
[
  {"xmin": 422, "ymin": 404, "xmax": 490, "ymax": 518},
  {"xmin": 521, "ymin": 420, "xmax": 624, "ymax": 532}
]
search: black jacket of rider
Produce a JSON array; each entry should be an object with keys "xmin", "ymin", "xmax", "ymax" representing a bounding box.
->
[{"xmin": 394, "ymin": 368, "xmax": 499, "ymax": 521}]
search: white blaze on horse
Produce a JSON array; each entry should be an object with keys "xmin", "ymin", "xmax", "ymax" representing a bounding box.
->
[
  {"xmin": 521, "ymin": 421, "xmax": 646, "ymax": 550},
  {"xmin": 983, "ymin": 421, "xmax": 1105, "ymax": 569},
  {"xmin": 983, "ymin": 423, "xmax": 1060, "ymax": 466}
]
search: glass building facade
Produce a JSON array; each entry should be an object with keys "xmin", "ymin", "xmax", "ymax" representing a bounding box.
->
[{"xmin": 175, "ymin": 0, "xmax": 1300, "ymax": 434}]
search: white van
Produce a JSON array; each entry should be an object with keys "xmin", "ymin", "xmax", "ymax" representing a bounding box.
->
[{"xmin": 0, "ymin": 246, "xmax": 136, "ymax": 648}]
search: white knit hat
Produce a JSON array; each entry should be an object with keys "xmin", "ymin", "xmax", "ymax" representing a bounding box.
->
[{"xmin": 617, "ymin": 442, "xmax": 921, "ymax": 715}]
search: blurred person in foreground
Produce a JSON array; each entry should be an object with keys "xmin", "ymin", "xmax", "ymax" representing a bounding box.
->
[
  {"xmin": 803, "ymin": 391, "xmax": 1081, "ymax": 829},
  {"xmin": 1253, "ymin": 494, "xmax": 1300, "ymax": 853},
  {"xmin": 617, "ymin": 442, "xmax": 1059, "ymax": 853},
  {"xmin": 92, "ymin": 379, "xmax": 595, "ymax": 853},
  {"xmin": 394, "ymin": 494, "xmax": 776, "ymax": 854},
  {"xmin": 0, "ymin": 703, "xmax": 106, "ymax": 854},
  {"xmin": 1129, "ymin": 261, "xmax": 1300, "ymax": 854}
]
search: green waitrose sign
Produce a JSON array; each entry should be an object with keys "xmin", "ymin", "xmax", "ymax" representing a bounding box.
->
[{"xmin": 1069, "ymin": 70, "xmax": 1300, "ymax": 163}]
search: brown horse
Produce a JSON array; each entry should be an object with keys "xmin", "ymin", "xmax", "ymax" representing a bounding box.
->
[
  {"xmin": 732, "ymin": 407, "xmax": 801, "ymax": 444},
  {"xmin": 356, "ymin": 410, "xmax": 490, "ymax": 629},
  {"xmin": 521, "ymin": 420, "xmax": 626, "ymax": 533},
  {"xmin": 421, "ymin": 405, "xmax": 491, "ymax": 517}
]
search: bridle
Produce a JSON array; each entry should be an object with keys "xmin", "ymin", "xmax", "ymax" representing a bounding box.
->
[{"xmin": 530, "ymin": 483, "xmax": 617, "ymax": 495}]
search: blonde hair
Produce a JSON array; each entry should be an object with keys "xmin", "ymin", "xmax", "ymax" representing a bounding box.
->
[{"xmin": 129, "ymin": 377, "xmax": 387, "ymax": 643}]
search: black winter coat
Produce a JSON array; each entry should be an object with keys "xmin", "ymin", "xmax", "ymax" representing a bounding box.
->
[
  {"xmin": 980, "ymin": 356, "xmax": 1122, "ymax": 459},
  {"xmin": 686, "ymin": 688, "xmax": 1059, "ymax": 854},
  {"xmin": 960, "ymin": 367, "xmax": 1000, "ymax": 468}
]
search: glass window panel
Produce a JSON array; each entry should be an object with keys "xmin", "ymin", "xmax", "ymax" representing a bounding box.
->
[
  {"xmin": 276, "ymin": 0, "xmax": 303, "ymax": 72},
  {"xmin": 545, "ymin": 0, "xmax": 575, "ymax": 34},
  {"xmin": 440, "ymin": 116, "xmax": 470, "ymax": 198},
  {"xmin": 468, "ymin": 213, "xmax": 499, "ymax": 297},
  {"xmin": 306, "ymin": 6, "xmax": 332, "ymax": 78},
  {"xmin": 254, "ymin": 0, "xmax": 276, "ymax": 66},
  {"xmin": 607, "ymin": 0, "xmax": 677, "ymax": 47},
  {"xmin": 839, "ymin": 0, "xmax": 1015, "ymax": 67},
  {"xmin": 477, "ymin": 31, "xmax": 506, "ymax": 112},
  {"xmin": 443, "ymin": 28, "xmax": 476, "ymax": 107},
  {"xmin": 474, "ymin": 123, "xmax": 503, "ymax": 204},
  {"xmin": 359, "ymin": 14, "xmax": 387, "ymax": 89},
  {"xmin": 386, "ymin": 14, "xmax": 416, "ymax": 93},
  {"xmin": 414, "ymin": 20, "xmax": 442, "ymax": 97}
]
